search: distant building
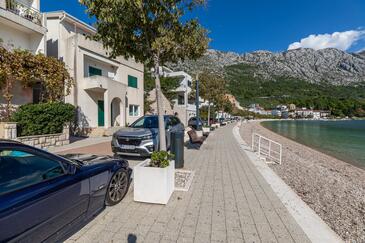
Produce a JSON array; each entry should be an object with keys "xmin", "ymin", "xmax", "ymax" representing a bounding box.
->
[
  {"xmin": 272, "ymin": 110, "xmax": 282, "ymax": 117},
  {"xmin": 313, "ymin": 111, "xmax": 321, "ymax": 120},
  {"xmin": 163, "ymin": 68, "xmax": 196, "ymax": 125},
  {"xmin": 289, "ymin": 104, "xmax": 296, "ymax": 111},
  {"xmin": 216, "ymin": 111, "xmax": 231, "ymax": 119},
  {"xmin": 303, "ymin": 109, "xmax": 313, "ymax": 118},
  {"xmin": 147, "ymin": 89, "xmax": 173, "ymax": 115},
  {"xmin": 320, "ymin": 111, "xmax": 331, "ymax": 118},
  {"xmin": 276, "ymin": 105, "xmax": 288, "ymax": 112}
]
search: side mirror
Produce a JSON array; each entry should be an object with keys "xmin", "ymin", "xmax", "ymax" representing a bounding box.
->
[{"xmin": 67, "ymin": 164, "xmax": 78, "ymax": 175}]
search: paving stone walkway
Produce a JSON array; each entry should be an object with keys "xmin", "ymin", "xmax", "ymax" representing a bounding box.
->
[{"xmin": 66, "ymin": 124, "xmax": 310, "ymax": 243}]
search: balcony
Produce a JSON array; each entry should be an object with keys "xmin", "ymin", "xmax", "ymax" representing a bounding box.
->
[
  {"xmin": 83, "ymin": 75, "xmax": 127, "ymax": 93},
  {"xmin": 5, "ymin": 0, "xmax": 42, "ymax": 26}
]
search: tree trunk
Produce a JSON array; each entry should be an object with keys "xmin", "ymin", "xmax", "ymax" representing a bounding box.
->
[
  {"xmin": 3, "ymin": 78, "xmax": 14, "ymax": 121},
  {"xmin": 154, "ymin": 61, "xmax": 167, "ymax": 151},
  {"xmin": 207, "ymin": 100, "xmax": 211, "ymax": 126}
]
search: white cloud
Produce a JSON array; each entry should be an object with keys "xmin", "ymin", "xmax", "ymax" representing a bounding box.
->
[{"xmin": 288, "ymin": 30, "xmax": 365, "ymax": 51}]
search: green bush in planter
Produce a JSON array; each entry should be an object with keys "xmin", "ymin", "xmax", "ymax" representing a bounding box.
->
[
  {"xmin": 150, "ymin": 151, "xmax": 174, "ymax": 168},
  {"xmin": 12, "ymin": 102, "xmax": 75, "ymax": 136}
]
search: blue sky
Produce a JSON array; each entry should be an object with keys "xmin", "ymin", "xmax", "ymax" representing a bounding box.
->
[{"xmin": 42, "ymin": 0, "xmax": 365, "ymax": 53}]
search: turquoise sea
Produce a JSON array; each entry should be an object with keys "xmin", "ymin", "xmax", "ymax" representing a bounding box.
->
[{"xmin": 261, "ymin": 120, "xmax": 365, "ymax": 169}]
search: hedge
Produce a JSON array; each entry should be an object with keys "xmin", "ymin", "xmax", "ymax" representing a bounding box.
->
[{"xmin": 12, "ymin": 102, "xmax": 75, "ymax": 137}]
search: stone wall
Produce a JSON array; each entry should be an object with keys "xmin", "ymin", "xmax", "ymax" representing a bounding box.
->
[
  {"xmin": 0, "ymin": 122, "xmax": 70, "ymax": 149},
  {"xmin": 0, "ymin": 122, "xmax": 17, "ymax": 139},
  {"xmin": 0, "ymin": 0, "xmax": 6, "ymax": 9},
  {"xmin": 17, "ymin": 126, "xmax": 70, "ymax": 149}
]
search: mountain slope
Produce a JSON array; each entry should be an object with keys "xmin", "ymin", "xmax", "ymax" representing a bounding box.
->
[{"xmin": 168, "ymin": 48, "xmax": 365, "ymax": 85}]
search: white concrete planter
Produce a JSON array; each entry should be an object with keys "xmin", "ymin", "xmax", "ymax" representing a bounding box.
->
[
  {"xmin": 134, "ymin": 159, "xmax": 175, "ymax": 204},
  {"xmin": 212, "ymin": 123, "xmax": 220, "ymax": 128},
  {"xmin": 202, "ymin": 127, "xmax": 210, "ymax": 134}
]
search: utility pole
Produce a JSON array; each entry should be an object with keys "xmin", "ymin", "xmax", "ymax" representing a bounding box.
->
[{"xmin": 195, "ymin": 73, "xmax": 201, "ymax": 131}]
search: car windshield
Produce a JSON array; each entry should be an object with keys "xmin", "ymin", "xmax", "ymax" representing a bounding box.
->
[{"xmin": 131, "ymin": 116, "xmax": 166, "ymax": 129}]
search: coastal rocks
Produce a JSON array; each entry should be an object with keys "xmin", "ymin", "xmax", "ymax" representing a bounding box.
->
[{"xmin": 240, "ymin": 121, "xmax": 365, "ymax": 242}]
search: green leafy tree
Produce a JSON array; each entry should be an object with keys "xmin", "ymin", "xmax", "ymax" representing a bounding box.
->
[
  {"xmin": 199, "ymin": 71, "xmax": 227, "ymax": 125},
  {"xmin": 144, "ymin": 69, "xmax": 181, "ymax": 114},
  {"xmin": 80, "ymin": 0, "xmax": 209, "ymax": 151}
]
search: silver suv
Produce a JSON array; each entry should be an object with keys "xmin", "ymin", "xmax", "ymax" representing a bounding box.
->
[{"xmin": 111, "ymin": 115, "xmax": 184, "ymax": 157}]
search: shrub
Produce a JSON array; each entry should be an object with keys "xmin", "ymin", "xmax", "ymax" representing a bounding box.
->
[
  {"xmin": 12, "ymin": 102, "xmax": 75, "ymax": 136},
  {"xmin": 150, "ymin": 151, "xmax": 174, "ymax": 168}
]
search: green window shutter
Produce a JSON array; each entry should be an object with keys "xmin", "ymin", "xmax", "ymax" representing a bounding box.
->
[
  {"xmin": 89, "ymin": 66, "xmax": 102, "ymax": 77},
  {"xmin": 128, "ymin": 75, "xmax": 138, "ymax": 88}
]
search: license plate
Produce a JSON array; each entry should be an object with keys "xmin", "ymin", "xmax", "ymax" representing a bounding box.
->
[{"xmin": 121, "ymin": 145, "xmax": 136, "ymax": 150}]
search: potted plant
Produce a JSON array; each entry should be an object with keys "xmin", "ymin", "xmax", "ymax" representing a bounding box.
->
[
  {"xmin": 24, "ymin": 9, "xmax": 34, "ymax": 21},
  {"xmin": 134, "ymin": 151, "xmax": 175, "ymax": 204}
]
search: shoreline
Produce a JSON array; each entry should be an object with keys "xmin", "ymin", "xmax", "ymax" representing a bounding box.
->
[
  {"xmin": 240, "ymin": 120, "xmax": 365, "ymax": 242},
  {"xmin": 260, "ymin": 120, "xmax": 365, "ymax": 170}
]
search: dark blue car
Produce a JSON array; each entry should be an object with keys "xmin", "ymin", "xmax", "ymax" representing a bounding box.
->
[{"xmin": 0, "ymin": 140, "xmax": 132, "ymax": 242}]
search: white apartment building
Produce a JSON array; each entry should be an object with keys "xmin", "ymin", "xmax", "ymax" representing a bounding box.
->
[
  {"xmin": 164, "ymin": 68, "xmax": 196, "ymax": 126},
  {"xmin": 0, "ymin": 0, "xmax": 46, "ymax": 105},
  {"xmin": 45, "ymin": 11, "xmax": 144, "ymax": 133}
]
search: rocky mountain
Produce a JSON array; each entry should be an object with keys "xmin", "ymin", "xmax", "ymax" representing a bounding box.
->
[
  {"xmin": 168, "ymin": 48, "xmax": 365, "ymax": 85},
  {"xmin": 358, "ymin": 50, "xmax": 365, "ymax": 58}
]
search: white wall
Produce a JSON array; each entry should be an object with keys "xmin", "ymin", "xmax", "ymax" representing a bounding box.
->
[
  {"xmin": 46, "ymin": 13, "xmax": 144, "ymax": 129},
  {"xmin": 120, "ymin": 67, "xmax": 144, "ymax": 125},
  {"xmin": 45, "ymin": 18, "xmax": 60, "ymax": 58}
]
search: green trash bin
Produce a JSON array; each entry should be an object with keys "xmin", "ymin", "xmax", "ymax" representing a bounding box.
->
[{"xmin": 171, "ymin": 131, "xmax": 184, "ymax": 168}]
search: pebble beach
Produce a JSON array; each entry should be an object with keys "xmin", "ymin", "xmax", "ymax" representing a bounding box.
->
[{"xmin": 240, "ymin": 121, "xmax": 365, "ymax": 242}]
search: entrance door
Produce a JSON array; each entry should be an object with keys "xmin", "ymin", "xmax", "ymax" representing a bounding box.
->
[{"xmin": 98, "ymin": 100, "xmax": 105, "ymax": 127}]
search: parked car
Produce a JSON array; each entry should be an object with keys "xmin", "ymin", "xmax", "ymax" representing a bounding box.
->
[
  {"xmin": 0, "ymin": 140, "xmax": 132, "ymax": 243},
  {"xmin": 219, "ymin": 117, "xmax": 227, "ymax": 126},
  {"xmin": 112, "ymin": 115, "xmax": 185, "ymax": 157},
  {"xmin": 188, "ymin": 117, "xmax": 203, "ymax": 129}
]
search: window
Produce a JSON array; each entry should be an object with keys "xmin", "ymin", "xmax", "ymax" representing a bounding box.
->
[
  {"xmin": 177, "ymin": 94, "xmax": 185, "ymax": 105},
  {"xmin": 129, "ymin": 105, "xmax": 140, "ymax": 116},
  {"xmin": 131, "ymin": 116, "xmax": 158, "ymax": 128},
  {"xmin": 128, "ymin": 75, "xmax": 138, "ymax": 88},
  {"xmin": 89, "ymin": 66, "xmax": 102, "ymax": 77},
  {"xmin": 0, "ymin": 149, "xmax": 65, "ymax": 195}
]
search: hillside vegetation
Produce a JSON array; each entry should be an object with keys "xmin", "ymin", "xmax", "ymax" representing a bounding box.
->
[
  {"xmin": 225, "ymin": 63, "xmax": 365, "ymax": 117},
  {"xmin": 168, "ymin": 48, "xmax": 365, "ymax": 117}
]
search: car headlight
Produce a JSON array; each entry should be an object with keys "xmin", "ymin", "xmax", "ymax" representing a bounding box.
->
[{"xmin": 141, "ymin": 134, "xmax": 154, "ymax": 140}]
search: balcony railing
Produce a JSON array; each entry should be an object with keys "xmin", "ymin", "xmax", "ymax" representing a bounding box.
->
[{"xmin": 5, "ymin": 0, "xmax": 42, "ymax": 26}]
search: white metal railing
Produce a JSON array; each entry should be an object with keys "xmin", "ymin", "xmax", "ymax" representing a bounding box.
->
[{"xmin": 252, "ymin": 133, "xmax": 282, "ymax": 165}]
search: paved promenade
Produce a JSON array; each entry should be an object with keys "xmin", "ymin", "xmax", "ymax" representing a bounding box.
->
[{"xmin": 65, "ymin": 124, "xmax": 310, "ymax": 243}]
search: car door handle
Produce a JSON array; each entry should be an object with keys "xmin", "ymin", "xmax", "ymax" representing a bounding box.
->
[{"xmin": 94, "ymin": 184, "xmax": 107, "ymax": 192}]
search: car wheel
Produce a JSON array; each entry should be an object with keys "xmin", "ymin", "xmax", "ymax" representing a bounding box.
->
[{"xmin": 106, "ymin": 169, "xmax": 129, "ymax": 206}]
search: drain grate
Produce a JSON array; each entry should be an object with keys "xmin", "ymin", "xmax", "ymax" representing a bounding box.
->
[{"xmin": 175, "ymin": 170, "xmax": 195, "ymax": 192}]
